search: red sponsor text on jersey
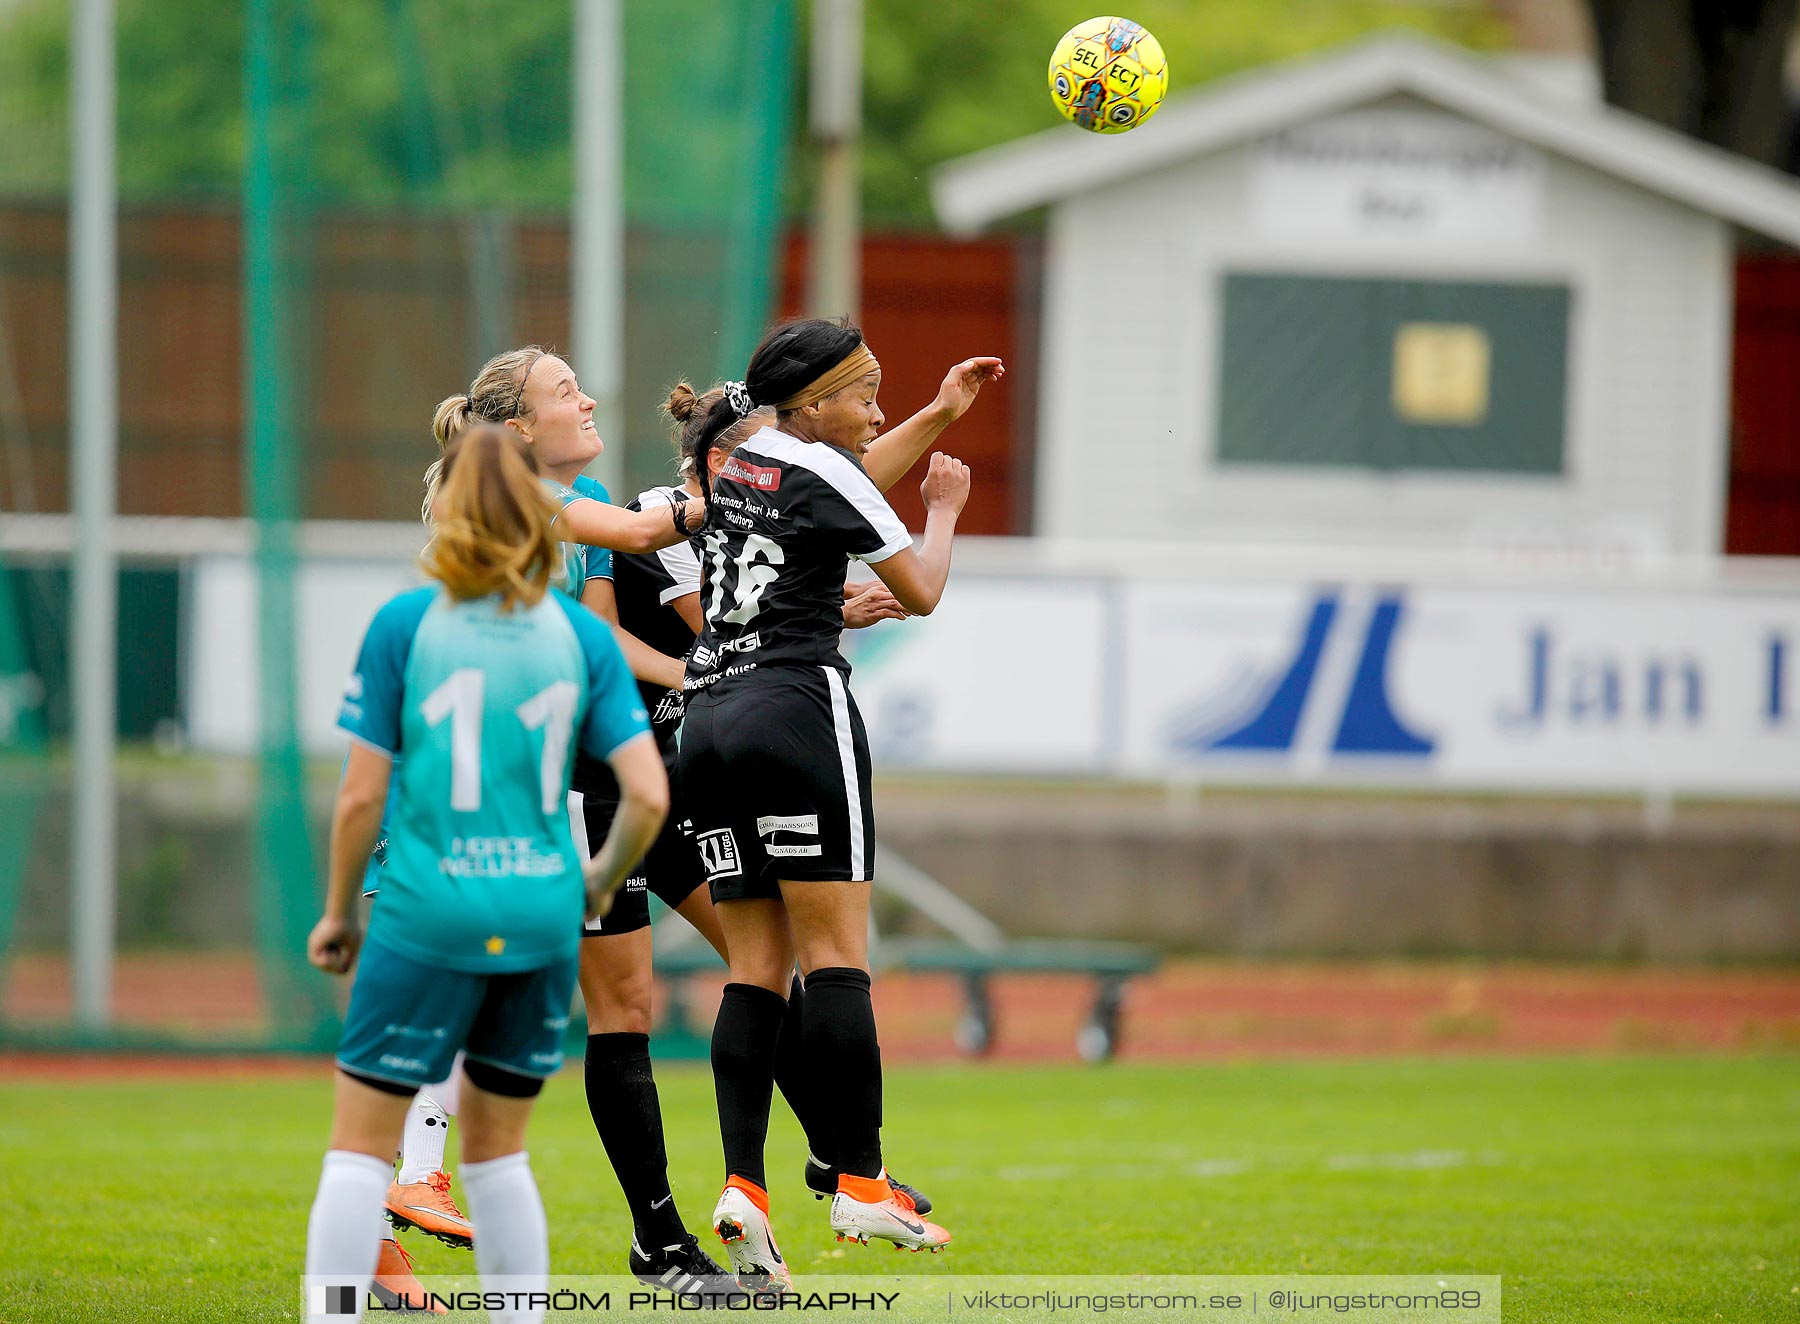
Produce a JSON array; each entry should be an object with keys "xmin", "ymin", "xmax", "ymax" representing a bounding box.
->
[{"xmin": 719, "ymin": 456, "xmax": 782, "ymax": 491}]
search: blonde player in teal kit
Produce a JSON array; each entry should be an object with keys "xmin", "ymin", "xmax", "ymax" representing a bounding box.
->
[
  {"xmin": 301, "ymin": 425, "xmax": 669, "ymax": 1324},
  {"xmin": 366, "ymin": 349, "xmax": 704, "ymax": 1303}
]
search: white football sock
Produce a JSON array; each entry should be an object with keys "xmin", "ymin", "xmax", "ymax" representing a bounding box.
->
[
  {"xmin": 431, "ymin": 1053, "xmax": 465, "ymax": 1115},
  {"xmin": 303, "ymin": 1150, "xmax": 392, "ymax": 1324},
  {"xmin": 397, "ymin": 1092, "xmax": 451, "ymax": 1184},
  {"xmin": 461, "ymin": 1150, "xmax": 548, "ymax": 1324}
]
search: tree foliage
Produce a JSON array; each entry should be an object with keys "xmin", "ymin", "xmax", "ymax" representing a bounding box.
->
[
  {"xmin": 1587, "ymin": 0, "xmax": 1798, "ymax": 169},
  {"xmin": 0, "ymin": 0, "xmax": 577, "ymax": 208},
  {"xmin": 858, "ymin": 0, "xmax": 1504, "ymax": 222},
  {"xmin": 0, "ymin": 0, "xmax": 1504, "ymax": 222}
]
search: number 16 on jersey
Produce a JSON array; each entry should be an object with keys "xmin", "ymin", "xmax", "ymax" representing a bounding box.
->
[{"xmin": 704, "ymin": 531, "xmax": 785, "ymax": 627}]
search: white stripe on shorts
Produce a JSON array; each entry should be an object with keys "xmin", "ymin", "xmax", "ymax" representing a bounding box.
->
[
  {"xmin": 570, "ymin": 790, "xmax": 607, "ymax": 934},
  {"xmin": 568, "ymin": 789, "xmax": 591, "ymax": 859},
  {"xmin": 822, "ymin": 667, "xmax": 867, "ymax": 879}
]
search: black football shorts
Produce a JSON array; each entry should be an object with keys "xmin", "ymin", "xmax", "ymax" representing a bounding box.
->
[
  {"xmin": 570, "ymin": 780, "xmax": 706, "ymax": 937},
  {"xmin": 678, "ymin": 665, "xmax": 876, "ymax": 902}
]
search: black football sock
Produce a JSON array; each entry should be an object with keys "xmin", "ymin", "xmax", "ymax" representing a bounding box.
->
[
  {"xmin": 584, "ymin": 1033, "xmax": 686, "ymax": 1247},
  {"xmin": 801, "ymin": 966, "xmax": 884, "ymax": 1180},
  {"xmin": 772, "ymin": 972, "xmax": 833, "ymax": 1163},
  {"xmin": 711, "ymin": 982, "xmax": 788, "ymax": 1191}
]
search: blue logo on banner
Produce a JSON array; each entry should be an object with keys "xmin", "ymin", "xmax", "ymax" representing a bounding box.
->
[{"xmin": 1173, "ymin": 590, "xmax": 1435, "ymax": 759}]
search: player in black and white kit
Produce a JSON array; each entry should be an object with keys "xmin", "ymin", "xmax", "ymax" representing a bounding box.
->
[
  {"xmin": 679, "ymin": 320, "xmax": 1002, "ymax": 1288},
  {"xmin": 568, "ymin": 382, "xmax": 926, "ymax": 1297}
]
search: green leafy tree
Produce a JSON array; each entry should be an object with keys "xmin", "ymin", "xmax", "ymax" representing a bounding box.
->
[
  {"xmin": 856, "ymin": 0, "xmax": 1506, "ymax": 222},
  {"xmin": 0, "ymin": 0, "xmax": 577, "ymax": 208},
  {"xmin": 1587, "ymin": 0, "xmax": 1797, "ymax": 168},
  {"xmin": 0, "ymin": 0, "xmax": 1503, "ymax": 220}
]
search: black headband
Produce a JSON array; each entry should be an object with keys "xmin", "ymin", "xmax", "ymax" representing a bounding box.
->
[{"xmin": 506, "ymin": 352, "xmax": 546, "ymax": 420}]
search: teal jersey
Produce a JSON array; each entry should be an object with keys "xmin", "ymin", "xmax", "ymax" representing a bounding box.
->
[
  {"xmin": 359, "ymin": 477, "xmax": 614, "ymax": 897},
  {"xmin": 547, "ymin": 474, "xmax": 614, "ymax": 599},
  {"xmin": 338, "ymin": 585, "xmax": 650, "ymax": 973}
]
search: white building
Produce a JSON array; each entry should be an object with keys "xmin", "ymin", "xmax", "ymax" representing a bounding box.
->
[{"xmin": 933, "ymin": 34, "xmax": 1800, "ymax": 557}]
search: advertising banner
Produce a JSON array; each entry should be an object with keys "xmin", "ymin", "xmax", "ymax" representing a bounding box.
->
[
  {"xmin": 843, "ymin": 577, "xmax": 1113, "ymax": 773},
  {"xmin": 1119, "ymin": 581, "xmax": 1800, "ymax": 793},
  {"xmin": 184, "ymin": 552, "xmax": 1800, "ymax": 797}
]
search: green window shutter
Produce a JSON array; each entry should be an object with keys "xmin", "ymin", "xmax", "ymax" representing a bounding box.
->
[{"xmin": 1217, "ymin": 272, "xmax": 1569, "ymax": 475}]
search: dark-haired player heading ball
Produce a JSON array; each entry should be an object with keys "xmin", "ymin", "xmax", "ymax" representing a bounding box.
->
[
  {"xmin": 679, "ymin": 320, "xmax": 1000, "ymax": 1289},
  {"xmin": 565, "ymin": 381, "xmax": 918, "ymax": 1299}
]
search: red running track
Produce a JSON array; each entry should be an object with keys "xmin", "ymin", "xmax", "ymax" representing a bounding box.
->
[{"xmin": 5, "ymin": 954, "xmax": 1799, "ymax": 1078}]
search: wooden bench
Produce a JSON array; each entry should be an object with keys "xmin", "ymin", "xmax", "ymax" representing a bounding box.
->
[
  {"xmin": 649, "ymin": 936, "xmax": 1159, "ymax": 1062},
  {"xmin": 878, "ymin": 937, "xmax": 1159, "ymax": 1061}
]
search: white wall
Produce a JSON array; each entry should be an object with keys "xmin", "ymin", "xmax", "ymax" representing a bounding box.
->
[
  {"xmin": 183, "ymin": 538, "xmax": 1800, "ymax": 798},
  {"xmin": 1035, "ymin": 97, "xmax": 1731, "ymax": 557}
]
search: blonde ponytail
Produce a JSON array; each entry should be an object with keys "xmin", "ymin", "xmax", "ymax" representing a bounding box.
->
[
  {"xmin": 420, "ymin": 424, "xmax": 559, "ymax": 611},
  {"xmin": 420, "ymin": 456, "xmax": 445, "ymax": 526},
  {"xmin": 424, "ymin": 348, "xmax": 553, "ymax": 525},
  {"xmin": 432, "ymin": 394, "xmax": 476, "ymax": 449}
]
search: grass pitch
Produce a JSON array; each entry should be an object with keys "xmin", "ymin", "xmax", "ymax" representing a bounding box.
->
[{"xmin": 1, "ymin": 1056, "xmax": 1795, "ymax": 1323}]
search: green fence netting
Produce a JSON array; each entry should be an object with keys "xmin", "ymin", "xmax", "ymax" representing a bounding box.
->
[{"xmin": 0, "ymin": 0, "xmax": 795, "ymax": 1050}]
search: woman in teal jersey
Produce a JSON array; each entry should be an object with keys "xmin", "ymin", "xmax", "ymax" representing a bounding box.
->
[
  {"xmin": 432, "ymin": 347, "xmax": 700, "ymax": 576},
  {"xmin": 429, "ymin": 345, "xmax": 697, "ymax": 688},
  {"xmin": 368, "ymin": 346, "xmax": 696, "ymax": 1292},
  {"xmin": 302, "ymin": 425, "xmax": 670, "ymax": 1324}
]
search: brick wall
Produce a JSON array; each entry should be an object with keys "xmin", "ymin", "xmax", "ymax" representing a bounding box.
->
[
  {"xmin": 1729, "ymin": 255, "xmax": 1800, "ymax": 555},
  {"xmin": 0, "ymin": 201, "xmax": 1033, "ymax": 533}
]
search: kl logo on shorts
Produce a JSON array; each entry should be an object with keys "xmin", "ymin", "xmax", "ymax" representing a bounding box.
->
[
  {"xmin": 309, "ymin": 1285, "xmax": 357, "ymax": 1315},
  {"xmin": 1171, "ymin": 589, "xmax": 1435, "ymax": 761},
  {"xmin": 696, "ymin": 828, "xmax": 742, "ymax": 880}
]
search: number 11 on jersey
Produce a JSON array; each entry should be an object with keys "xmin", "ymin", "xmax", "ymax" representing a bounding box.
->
[{"xmin": 421, "ymin": 668, "xmax": 579, "ymax": 815}]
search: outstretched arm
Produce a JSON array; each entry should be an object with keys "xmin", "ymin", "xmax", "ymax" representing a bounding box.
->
[
  {"xmin": 556, "ymin": 496, "xmax": 704, "ymax": 555},
  {"xmin": 861, "ymin": 357, "xmax": 1003, "ymax": 492}
]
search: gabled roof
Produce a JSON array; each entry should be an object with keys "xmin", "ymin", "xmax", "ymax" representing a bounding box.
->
[{"xmin": 931, "ymin": 31, "xmax": 1800, "ymax": 244}]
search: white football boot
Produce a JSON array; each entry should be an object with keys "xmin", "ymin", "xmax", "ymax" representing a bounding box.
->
[
  {"xmin": 828, "ymin": 1175, "xmax": 951, "ymax": 1253},
  {"xmin": 711, "ymin": 1182, "xmax": 792, "ymax": 1293}
]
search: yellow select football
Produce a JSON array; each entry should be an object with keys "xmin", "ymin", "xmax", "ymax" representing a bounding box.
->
[{"xmin": 1047, "ymin": 15, "xmax": 1169, "ymax": 134}]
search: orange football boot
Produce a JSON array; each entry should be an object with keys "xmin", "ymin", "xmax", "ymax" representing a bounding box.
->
[
  {"xmin": 829, "ymin": 1172, "xmax": 951, "ymax": 1252},
  {"xmin": 371, "ymin": 1238, "xmax": 448, "ymax": 1314},
  {"xmin": 386, "ymin": 1170, "xmax": 474, "ymax": 1248}
]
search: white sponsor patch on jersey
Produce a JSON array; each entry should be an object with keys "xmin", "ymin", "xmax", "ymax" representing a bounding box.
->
[{"xmin": 756, "ymin": 814, "xmax": 819, "ymax": 836}]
